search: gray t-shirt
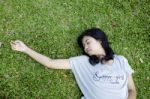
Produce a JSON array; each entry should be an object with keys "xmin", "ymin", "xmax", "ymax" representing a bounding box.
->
[{"xmin": 69, "ymin": 55, "xmax": 134, "ymax": 99}]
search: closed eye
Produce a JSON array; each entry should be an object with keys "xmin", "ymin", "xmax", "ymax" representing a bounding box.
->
[
  {"xmin": 86, "ymin": 41, "xmax": 90, "ymax": 45},
  {"xmin": 87, "ymin": 42, "xmax": 89, "ymax": 45},
  {"xmin": 83, "ymin": 39, "xmax": 90, "ymax": 47}
]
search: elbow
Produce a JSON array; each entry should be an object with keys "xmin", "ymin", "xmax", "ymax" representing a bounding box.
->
[
  {"xmin": 128, "ymin": 89, "xmax": 137, "ymax": 99},
  {"xmin": 43, "ymin": 59, "xmax": 54, "ymax": 69},
  {"xmin": 44, "ymin": 59, "xmax": 57, "ymax": 69},
  {"xmin": 44, "ymin": 63, "xmax": 54, "ymax": 69}
]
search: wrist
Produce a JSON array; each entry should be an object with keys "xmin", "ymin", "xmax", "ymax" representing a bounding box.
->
[{"xmin": 23, "ymin": 47, "xmax": 30, "ymax": 54}]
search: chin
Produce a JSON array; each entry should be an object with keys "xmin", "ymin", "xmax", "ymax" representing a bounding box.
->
[{"xmin": 87, "ymin": 53, "xmax": 95, "ymax": 56}]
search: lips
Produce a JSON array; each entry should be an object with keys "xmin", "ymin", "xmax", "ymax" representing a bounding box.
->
[{"xmin": 86, "ymin": 49, "xmax": 92, "ymax": 53}]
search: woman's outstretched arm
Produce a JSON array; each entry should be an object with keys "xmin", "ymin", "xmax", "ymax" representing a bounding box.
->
[{"xmin": 10, "ymin": 40, "xmax": 71, "ymax": 69}]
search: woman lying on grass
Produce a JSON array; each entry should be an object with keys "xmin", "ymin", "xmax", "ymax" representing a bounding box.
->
[{"xmin": 10, "ymin": 28, "xmax": 136, "ymax": 99}]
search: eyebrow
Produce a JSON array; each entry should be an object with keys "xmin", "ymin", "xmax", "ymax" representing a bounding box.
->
[{"xmin": 85, "ymin": 39, "xmax": 90, "ymax": 43}]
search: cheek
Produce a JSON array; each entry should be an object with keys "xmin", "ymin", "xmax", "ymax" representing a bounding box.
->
[
  {"xmin": 91, "ymin": 43, "xmax": 100, "ymax": 49},
  {"xmin": 91, "ymin": 43, "xmax": 104, "ymax": 53},
  {"xmin": 92, "ymin": 44, "xmax": 98, "ymax": 49}
]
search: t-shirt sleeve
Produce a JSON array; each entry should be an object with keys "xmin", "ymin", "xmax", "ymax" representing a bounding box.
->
[
  {"xmin": 122, "ymin": 56, "xmax": 134, "ymax": 77},
  {"xmin": 69, "ymin": 56, "xmax": 80, "ymax": 73},
  {"xmin": 69, "ymin": 55, "xmax": 88, "ymax": 74}
]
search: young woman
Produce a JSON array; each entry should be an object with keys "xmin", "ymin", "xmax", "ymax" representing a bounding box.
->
[{"xmin": 10, "ymin": 28, "xmax": 136, "ymax": 99}]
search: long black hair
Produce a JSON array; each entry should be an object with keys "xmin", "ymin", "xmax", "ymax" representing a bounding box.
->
[{"xmin": 77, "ymin": 28, "xmax": 114, "ymax": 65}]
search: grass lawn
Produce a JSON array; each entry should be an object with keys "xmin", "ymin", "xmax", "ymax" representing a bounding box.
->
[{"xmin": 0, "ymin": 0, "xmax": 149, "ymax": 98}]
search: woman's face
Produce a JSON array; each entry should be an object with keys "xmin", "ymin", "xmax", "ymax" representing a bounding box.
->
[{"xmin": 82, "ymin": 36, "xmax": 106, "ymax": 57}]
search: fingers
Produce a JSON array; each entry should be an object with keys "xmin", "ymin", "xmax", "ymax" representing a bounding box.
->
[
  {"xmin": 10, "ymin": 40, "xmax": 21, "ymax": 45},
  {"xmin": 15, "ymin": 40, "xmax": 21, "ymax": 43},
  {"xmin": 10, "ymin": 40, "xmax": 15, "ymax": 44},
  {"xmin": 11, "ymin": 45, "xmax": 16, "ymax": 50},
  {"xmin": 10, "ymin": 41, "xmax": 17, "ymax": 49},
  {"xmin": 10, "ymin": 40, "xmax": 19, "ymax": 50},
  {"xmin": 10, "ymin": 43, "xmax": 16, "ymax": 50},
  {"xmin": 10, "ymin": 41, "xmax": 15, "ymax": 47}
]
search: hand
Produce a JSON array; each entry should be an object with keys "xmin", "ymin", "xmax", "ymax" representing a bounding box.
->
[{"xmin": 10, "ymin": 40, "xmax": 29, "ymax": 53}]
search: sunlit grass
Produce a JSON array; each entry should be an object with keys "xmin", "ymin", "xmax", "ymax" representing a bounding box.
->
[{"xmin": 0, "ymin": 0, "xmax": 149, "ymax": 98}]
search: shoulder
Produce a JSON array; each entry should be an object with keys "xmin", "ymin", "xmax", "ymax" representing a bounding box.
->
[
  {"xmin": 115, "ymin": 54, "xmax": 128, "ymax": 62},
  {"xmin": 69, "ymin": 55, "xmax": 90, "ymax": 70},
  {"xmin": 69, "ymin": 55, "xmax": 89, "ymax": 62},
  {"xmin": 115, "ymin": 54, "xmax": 132, "ymax": 68}
]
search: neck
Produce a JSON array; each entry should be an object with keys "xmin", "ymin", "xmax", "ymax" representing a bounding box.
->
[
  {"xmin": 103, "ymin": 59, "xmax": 114, "ymax": 65},
  {"xmin": 96, "ymin": 54, "xmax": 105, "ymax": 61},
  {"xmin": 96, "ymin": 54, "xmax": 114, "ymax": 65}
]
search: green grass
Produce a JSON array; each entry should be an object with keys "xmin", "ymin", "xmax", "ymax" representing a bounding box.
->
[{"xmin": 0, "ymin": 0, "xmax": 149, "ymax": 98}]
